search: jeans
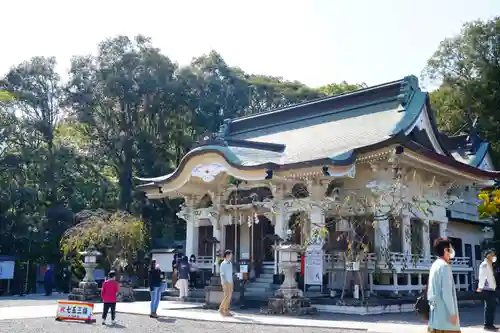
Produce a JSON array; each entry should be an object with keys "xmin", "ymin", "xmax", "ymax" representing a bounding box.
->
[
  {"xmin": 484, "ymin": 290, "xmax": 497, "ymax": 327},
  {"xmin": 102, "ymin": 302, "xmax": 116, "ymax": 320},
  {"xmin": 150, "ymin": 287, "xmax": 161, "ymax": 313}
]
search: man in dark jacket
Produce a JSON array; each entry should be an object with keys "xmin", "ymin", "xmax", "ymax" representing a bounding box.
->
[
  {"xmin": 148, "ymin": 260, "xmax": 163, "ymax": 318},
  {"xmin": 44, "ymin": 266, "xmax": 53, "ymax": 296},
  {"xmin": 177, "ymin": 256, "xmax": 190, "ymax": 300}
]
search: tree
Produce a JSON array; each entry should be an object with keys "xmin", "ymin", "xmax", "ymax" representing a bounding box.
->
[
  {"xmin": 60, "ymin": 210, "xmax": 146, "ymax": 270},
  {"xmin": 245, "ymin": 75, "xmax": 322, "ymax": 115},
  {"xmin": 2, "ymin": 57, "xmax": 62, "ymax": 205},
  {"xmin": 423, "ymin": 17, "xmax": 500, "ymax": 160},
  {"xmin": 317, "ymin": 81, "xmax": 367, "ymax": 96},
  {"xmin": 66, "ymin": 35, "xmax": 179, "ymax": 211}
]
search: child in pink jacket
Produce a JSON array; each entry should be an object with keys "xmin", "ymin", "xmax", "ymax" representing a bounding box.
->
[{"xmin": 101, "ymin": 271, "xmax": 120, "ymax": 325}]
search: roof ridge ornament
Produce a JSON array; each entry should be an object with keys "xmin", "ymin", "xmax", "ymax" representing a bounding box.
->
[
  {"xmin": 215, "ymin": 118, "xmax": 231, "ymax": 140},
  {"xmin": 397, "ymin": 75, "xmax": 420, "ymax": 107}
]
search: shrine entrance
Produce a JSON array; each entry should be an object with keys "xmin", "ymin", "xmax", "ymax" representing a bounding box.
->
[{"xmin": 253, "ymin": 216, "xmax": 275, "ymax": 263}]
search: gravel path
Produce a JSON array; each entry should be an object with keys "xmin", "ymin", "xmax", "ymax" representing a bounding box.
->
[{"xmin": 0, "ymin": 314, "xmax": 365, "ymax": 332}]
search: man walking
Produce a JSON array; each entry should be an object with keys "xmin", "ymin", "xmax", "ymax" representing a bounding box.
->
[
  {"xmin": 427, "ymin": 238, "xmax": 460, "ymax": 333},
  {"xmin": 43, "ymin": 266, "xmax": 53, "ymax": 296},
  {"xmin": 218, "ymin": 250, "xmax": 233, "ymax": 317},
  {"xmin": 477, "ymin": 249, "xmax": 498, "ymax": 331}
]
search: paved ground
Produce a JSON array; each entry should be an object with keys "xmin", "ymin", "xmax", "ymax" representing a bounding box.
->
[
  {"xmin": 0, "ymin": 314, "xmax": 362, "ymax": 333},
  {"xmin": 0, "ymin": 295, "xmax": 497, "ymax": 333},
  {"xmin": 0, "ymin": 294, "xmax": 64, "ymax": 307}
]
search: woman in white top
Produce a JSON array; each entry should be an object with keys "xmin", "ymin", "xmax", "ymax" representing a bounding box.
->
[{"xmin": 189, "ymin": 255, "xmax": 198, "ymax": 289}]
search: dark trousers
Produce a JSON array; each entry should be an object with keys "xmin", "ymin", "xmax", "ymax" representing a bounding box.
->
[
  {"xmin": 484, "ymin": 290, "xmax": 497, "ymax": 326},
  {"xmin": 44, "ymin": 282, "xmax": 52, "ymax": 296},
  {"xmin": 102, "ymin": 302, "xmax": 116, "ymax": 320},
  {"xmin": 189, "ymin": 271, "xmax": 197, "ymax": 287}
]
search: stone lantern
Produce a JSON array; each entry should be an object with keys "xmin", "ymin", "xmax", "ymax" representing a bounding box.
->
[
  {"xmin": 262, "ymin": 229, "xmax": 317, "ymax": 315},
  {"xmin": 68, "ymin": 246, "xmax": 101, "ymax": 301}
]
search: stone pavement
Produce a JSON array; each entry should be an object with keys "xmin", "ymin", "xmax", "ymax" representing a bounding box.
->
[
  {"xmin": 0, "ymin": 295, "xmax": 496, "ymax": 333},
  {"xmin": 0, "ymin": 314, "xmax": 361, "ymax": 333}
]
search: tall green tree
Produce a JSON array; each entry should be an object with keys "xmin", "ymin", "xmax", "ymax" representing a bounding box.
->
[{"xmin": 423, "ymin": 17, "xmax": 500, "ymax": 160}]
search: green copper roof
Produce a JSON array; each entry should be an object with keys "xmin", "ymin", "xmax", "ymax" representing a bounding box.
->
[
  {"xmin": 137, "ymin": 76, "xmax": 438, "ymax": 184},
  {"xmin": 227, "ymin": 91, "xmax": 425, "ymax": 165}
]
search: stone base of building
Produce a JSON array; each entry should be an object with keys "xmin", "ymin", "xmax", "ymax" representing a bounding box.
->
[
  {"xmin": 313, "ymin": 302, "xmax": 415, "ymax": 315},
  {"xmin": 261, "ymin": 296, "xmax": 318, "ymax": 316}
]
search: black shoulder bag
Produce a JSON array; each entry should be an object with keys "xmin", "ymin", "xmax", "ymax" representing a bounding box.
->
[{"xmin": 415, "ymin": 282, "xmax": 430, "ymax": 320}]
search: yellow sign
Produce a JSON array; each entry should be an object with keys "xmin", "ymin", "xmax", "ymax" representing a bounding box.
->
[{"xmin": 55, "ymin": 300, "xmax": 96, "ymax": 323}]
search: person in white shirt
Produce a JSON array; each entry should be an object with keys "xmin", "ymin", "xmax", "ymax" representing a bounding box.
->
[
  {"xmin": 218, "ymin": 250, "xmax": 234, "ymax": 317},
  {"xmin": 477, "ymin": 249, "xmax": 498, "ymax": 331}
]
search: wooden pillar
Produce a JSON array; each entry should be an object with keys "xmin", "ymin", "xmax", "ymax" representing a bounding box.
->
[
  {"xmin": 402, "ymin": 215, "xmax": 411, "ymax": 257},
  {"xmin": 186, "ymin": 211, "xmax": 196, "ymax": 257},
  {"xmin": 422, "ymin": 220, "xmax": 431, "ymax": 258},
  {"xmin": 392, "ymin": 272, "xmax": 398, "ymax": 295}
]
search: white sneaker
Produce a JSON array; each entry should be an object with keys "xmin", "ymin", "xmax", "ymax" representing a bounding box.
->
[{"xmin": 111, "ymin": 320, "xmax": 116, "ymax": 325}]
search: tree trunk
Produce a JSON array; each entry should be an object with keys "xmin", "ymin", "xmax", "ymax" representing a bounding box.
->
[{"xmin": 118, "ymin": 144, "xmax": 134, "ymax": 212}]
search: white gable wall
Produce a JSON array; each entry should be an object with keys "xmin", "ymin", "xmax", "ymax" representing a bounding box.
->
[
  {"xmin": 446, "ymin": 220, "xmax": 484, "ymax": 278},
  {"xmin": 405, "ymin": 105, "xmax": 446, "ymax": 155}
]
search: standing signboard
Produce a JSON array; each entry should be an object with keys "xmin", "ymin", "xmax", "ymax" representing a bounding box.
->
[
  {"xmin": 304, "ymin": 245, "xmax": 323, "ymax": 286},
  {"xmin": 55, "ymin": 300, "xmax": 96, "ymax": 323},
  {"xmin": 0, "ymin": 261, "xmax": 15, "ymax": 280}
]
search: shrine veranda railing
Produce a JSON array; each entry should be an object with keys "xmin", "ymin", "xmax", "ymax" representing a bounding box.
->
[
  {"xmin": 195, "ymin": 253, "xmax": 472, "ymax": 272},
  {"xmin": 323, "ymin": 252, "xmax": 472, "ymax": 272}
]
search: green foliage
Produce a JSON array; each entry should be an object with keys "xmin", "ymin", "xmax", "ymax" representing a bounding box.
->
[
  {"xmin": 423, "ymin": 16, "xmax": 500, "ymax": 161},
  {"xmin": 0, "ymin": 90, "xmax": 13, "ymax": 101},
  {"xmin": 317, "ymin": 81, "xmax": 367, "ymax": 96},
  {"xmin": 60, "ymin": 210, "xmax": 146, "ymax": 268}
]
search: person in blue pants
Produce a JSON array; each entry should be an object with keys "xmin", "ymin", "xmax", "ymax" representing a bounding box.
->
[{"xmin": 148, "ymin": 260, "xmax": 163, "ymax": 318}]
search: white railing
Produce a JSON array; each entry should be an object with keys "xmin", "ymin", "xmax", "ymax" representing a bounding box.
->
[
  {"xmin": 323, "ymin": 252, "xmax": 472, "ymax": 272},
  {"xmin": 195, "ymin": 252, "xmax": 471, "ymax": 272},
  {"xmin": 324, "ymin": 253, "xmax": 377, "ymax": 270},
  {"xmin": 386, "ymin": 252, "xmax": 471, "ymax": 271},
  {"xmin": 197, "ymin": 256, "xmax": 214, "ymax": 270}
]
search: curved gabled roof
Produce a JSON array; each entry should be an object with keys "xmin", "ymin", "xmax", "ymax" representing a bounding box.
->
[{"xmin": 136, "ymin": 75, "xmax": 499, "ymax": 191}]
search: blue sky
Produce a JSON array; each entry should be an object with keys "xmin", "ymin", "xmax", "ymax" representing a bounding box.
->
[{"xmin": 2, "ymin": 0, "xmax": 499, "ymax": 89}]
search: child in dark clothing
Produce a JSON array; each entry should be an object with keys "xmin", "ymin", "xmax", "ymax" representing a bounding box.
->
[{"xmin": 101, "ymin": 271, "xmax": 120, "ymax": 325}]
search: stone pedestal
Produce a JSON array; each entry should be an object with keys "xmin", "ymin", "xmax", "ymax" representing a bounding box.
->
[
  {"xmin": 203, "ymin": 275, "xmax": 243, "ymax": 309},
  {"xmin": 262, "ymin": 243, "xmax": 317, "ymax": 316},
  {"xmin": 68, "ymin": 262, "xmax": 100, "ymax": 302},
  {"xmin": 117, "ymin": 275, "xmax": 135, "ymax": 302}
]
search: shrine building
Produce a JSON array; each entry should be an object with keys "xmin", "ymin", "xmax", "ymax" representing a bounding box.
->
[{"xmin": 137, "ymin": 76, "xmax": 498, "ymax": 298}]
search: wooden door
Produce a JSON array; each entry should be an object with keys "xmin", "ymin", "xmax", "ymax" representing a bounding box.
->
[
  {"xmin": 449, "ymin": 237, "xmax": 463, "ymax": 257},
  {"xmin": 225, "ymin": 224, "xmax": 241, "ymax": 261},
  {"xmin": 198, "ymin": 226, "xmax": 213, "ymax": 256},
  {"xmin": 252, "ymin": 219, "xmax": 263, "ymax": 263},
  {"xmin": 464, "ymin": 244, "xmax": 472, "ymax": 266},
  {"xmin": 263, "ymin": 218, "xmax": 275, "ymax": 261}
]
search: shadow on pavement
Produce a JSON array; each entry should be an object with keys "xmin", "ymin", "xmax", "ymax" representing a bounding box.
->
[
  {"xmin": 232, "ymin": 315, "xmax": 258, "ymax": 323},
  {"xmin": 156, "ymin": 317, "xmax": 177, "ymax": 323}
]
